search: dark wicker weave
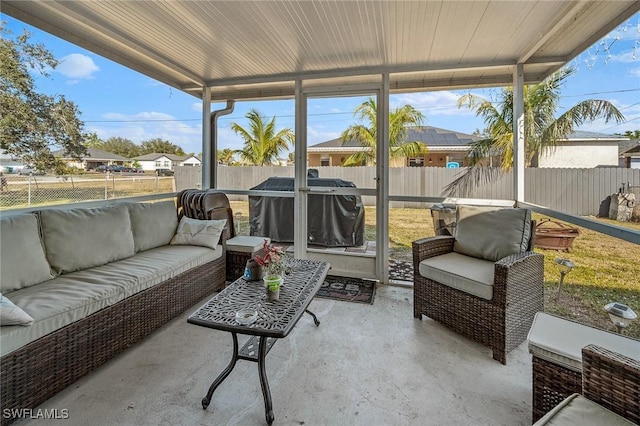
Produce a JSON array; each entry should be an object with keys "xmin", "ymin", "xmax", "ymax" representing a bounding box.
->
[
  {"xmin": 412, "ymin": 227, "xmax": 544, "ymax": 365},
  {"xmin": 531, "ymin": 356, "xmax": 582, "ymax": 422},
  {"xmin": 226, "ymin": 248, "xmax": 265, "ymax": 282},
  {"xmin": 581, "ymin": 344, "xmax": 640, "ymax": 423},
  {"xmin": 0, "ymin": 257, "xmax": 225, "ymax": 425}
]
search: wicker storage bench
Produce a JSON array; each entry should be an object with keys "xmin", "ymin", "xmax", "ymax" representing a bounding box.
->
[
  {"xmin": 527, "ymin": 312, "xmax": 640, "ymax": 422},
  {"xmin": 532, "ymin": 345, "xmax": 639, "ymax": 425},
  {"xmin": 0, "ymin": 194, "xmax": 232, "ymax": 425}
]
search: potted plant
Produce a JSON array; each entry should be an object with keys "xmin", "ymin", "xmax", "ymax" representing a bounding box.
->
[{"xmin": 254, "ymin": 240, "xmax": 286, "ymax": 301}]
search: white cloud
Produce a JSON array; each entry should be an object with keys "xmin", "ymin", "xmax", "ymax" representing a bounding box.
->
[
  {"xmin": 392, "ymin": 91, "xmax": 478, "ymax": 116},
  {"xmin": 609, "ymin": 50, "xmax": 638, "ymax": 63},
  {"xmin": 307, "ymin": 125, "xmax": 340, "ymax": 145},
  {"xmin": 629, "ymin": 66, "xmax": 640, "ymax": 78},
  {"xmin": 91, "ymin": 111, "xmax": 205, "ymax": 153},
  {"xmin": 55, "ymin": 54, "xmax": 99, "ymax": 79}
]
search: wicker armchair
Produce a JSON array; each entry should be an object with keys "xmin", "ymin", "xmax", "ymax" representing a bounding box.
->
[
  {"xmin": 533, "ymin": 344, "xmax": 640, "ymax": 425},
  {"xmin": 412, "ymin": 206, "xmax": 544, "ymax": 364}
]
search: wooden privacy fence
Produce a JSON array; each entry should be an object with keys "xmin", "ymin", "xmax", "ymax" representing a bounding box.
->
[{"xmin": 175, "ymin": 166, "xmax": 640, "ymax": 217}]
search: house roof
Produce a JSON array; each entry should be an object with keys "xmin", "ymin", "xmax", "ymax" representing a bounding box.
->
[
  {"xmin": 309, "ymin": 126, "xmax": 480, "ymax": 152},
  {"xmin": 134, "ymin": 153, "xmax": 186, "ymax": 161},
  {"xmin": 564, "ymin": 131, "xmax": 630, "ymax": 141},
  {"xmin": 620, "ymin": 141, "xmax": 640, "ymax": 156},
  {"xmin": 4, "ymin": 1, "xmax": 638, "ymax": 101},
  {"xmin": 52, "ymin": 148, "xmax": 129, "ymax": 162}
]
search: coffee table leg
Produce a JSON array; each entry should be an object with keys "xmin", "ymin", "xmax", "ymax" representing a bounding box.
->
[
  {"xmin": 257, "ymin": 336, "xmax": 275, "ymax": 425},
  {"xmin": 305, "ymin": 309, "xmax": 320, "ymax": 326},
  {"xmin": 202, "ymin": 332, "xmax": 239, "ymax": 409}
]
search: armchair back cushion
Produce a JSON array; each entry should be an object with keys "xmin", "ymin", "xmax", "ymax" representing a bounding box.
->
[
  {"xmin": 40, "ymin": 205, "xmax": 135, "ymax": 275},
  {"xmin": 453, "ymin": 206, "xmax": 532, "ymax": 262}
]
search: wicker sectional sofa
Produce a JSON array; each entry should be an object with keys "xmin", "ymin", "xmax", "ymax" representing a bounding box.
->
[{"xmin": 0, "ymin": 197, "xmax": 228, "ymax": 424}]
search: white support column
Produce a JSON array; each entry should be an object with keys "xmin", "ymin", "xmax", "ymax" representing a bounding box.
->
[
  {"xmin": 376, "ymin": 74, "xmax": 390, "ymax": 284},
  {"xmin": 513, "ymin": 64, "xmax": 525, "ymax": 203},
  {"xmin": 294, "ymin": 80, "xmax": 308, "ymax": 259},
  {"xmin": 201, "ymin": 86, "xmax": 212, "ymax": 189}
]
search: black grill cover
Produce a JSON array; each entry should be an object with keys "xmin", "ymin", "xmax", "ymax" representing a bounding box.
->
[{"xmin": 249, "ymin": 177, "xmax": 364, "ymax": 247}]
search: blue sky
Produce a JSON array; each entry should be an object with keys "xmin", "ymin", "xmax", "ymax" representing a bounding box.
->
[{"xmin": 3, "ymin": 13, "xmax": 639, "ymax": 155}]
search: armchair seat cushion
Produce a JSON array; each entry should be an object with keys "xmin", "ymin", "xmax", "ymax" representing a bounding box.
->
[{"xmin": 418, "ymin": 252, "xmax": 494, "ymax": 300}]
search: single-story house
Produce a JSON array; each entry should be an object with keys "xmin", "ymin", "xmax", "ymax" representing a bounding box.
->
[
  {"xmin": 537, "ymin": 131, "xmax": 629, "ymax": 168},
  {"xmin": 52, "ymin": 148, "xmax": 129, "ymax": 170},
  {"xmin": 133, "ymin": 153, "xmax": 201, "ymax": 171},
  {"xmin": 0, "ymin": 151, "xmax": 26, "ymax": 173},
  {"xmin": 619, "ymin": 140, "xmax": 640, "ymax": 169},
  {"xmin": 308, "ymin": 126, "xmax": 481, "ymax": 168}
]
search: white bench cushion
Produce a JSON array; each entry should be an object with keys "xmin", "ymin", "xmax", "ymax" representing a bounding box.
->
[
  {"xmin": 0, "ymin": 245, "xmax": 222, "ymax": 357},
  {"xmin": 533, "ymin": 394, "xmax": 634, "ymax": 425},
  {"xmin": 528, "ymin": 312, "xmax": 640, "ymax": 372},
  {"xmin": 226, "ymin": 236, "xmax": 271, "ymax": 253},
  {"xmin": 418, "ymin": 252, "xmax": 494, "ymax": 300}
]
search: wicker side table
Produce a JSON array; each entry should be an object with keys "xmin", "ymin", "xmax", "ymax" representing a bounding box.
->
[
  {"xmin": 527, "ymin": 312, "xmax": 640, "ymax": 422},
  {"xmin": 225, "ymin": 236, "xmax": 270, "ymax": 281}
]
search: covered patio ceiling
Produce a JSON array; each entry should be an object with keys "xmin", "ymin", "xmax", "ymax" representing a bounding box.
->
[{"xmin": 4, "ymin": 1, "xmax": 639, "ymax": 101}]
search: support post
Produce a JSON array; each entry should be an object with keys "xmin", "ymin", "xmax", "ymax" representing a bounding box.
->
[
  {"xmin": 201, "ymin": 86, "xmax": 212, "ymax": 189},
  {"xmin": 376, "ymin": 74, "xmax": 390, "ymax": 284},
  {"xmin": 513, "ymin": 63, "xmax": 525, "ymax": 203},
  {"xmin": 294, "ymin": 80, "xmax": 308, "ymax": 259}
]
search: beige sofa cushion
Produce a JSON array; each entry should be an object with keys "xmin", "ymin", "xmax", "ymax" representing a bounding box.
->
[
  {"xmin": 40, "ymin": 204, "xmax": 135, "ymax": 275},
  {"xmin": 454, "ymin": 205, "xmax": 531, "ymax": 262},
  {"xmin": 127, "ymin": 201, "xmax": 178, "ymax": 252},
  {"xmin": 533, "ymin": 393, "xmax": 634, "ymax": 425},
  {"xmin": 0, "ymin": 244, "xmax": 222, "ymax": 356},
  {"xmin": 419, "ymin": 252, "xmax": 495, "ymax": 300},
  {"xmin": 0, "ymin": 213, "xmax": 53, "ymax": 292}
]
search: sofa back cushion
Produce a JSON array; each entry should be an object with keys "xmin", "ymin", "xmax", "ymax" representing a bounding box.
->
[
  {"xmin": 40, "ymin": 204, "xmax": 135, "ymax": 274},
  {"xmin": 0, "ymin": 214, "xmax": 54, "ymax": 292},
  {"xmin": 128, "ymin": 201, "xmax": 178, "ymax": 252},
  {"xmin": 453, "ymin": 205, "xmax": 532, "ymax": 262}
]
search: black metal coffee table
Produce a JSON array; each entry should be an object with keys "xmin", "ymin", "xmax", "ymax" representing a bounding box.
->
[{"xmin": 187, "ymin": 258, "xmax": 330, "ymax": 425}]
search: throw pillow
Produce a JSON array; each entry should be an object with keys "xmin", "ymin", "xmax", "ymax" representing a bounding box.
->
[
  {"xmin": 170, "ymin": 217, "xmax": 226, "ymax": 250},
  {"xmin": 453, "ymin": 205, "xmax": 532, "ymax": 262},
  {"xmin": 0, "ymin": 294, "xmax": 34, "ymax": 326}
]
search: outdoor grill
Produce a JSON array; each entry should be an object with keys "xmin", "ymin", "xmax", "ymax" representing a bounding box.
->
[{"xmin": 249, "ymin": 176, "xmax": 364, "ymax": 247}]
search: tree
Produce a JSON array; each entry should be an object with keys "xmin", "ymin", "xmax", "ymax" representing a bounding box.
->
[
  {"xmin": 0, "ymin": 26, "xmax": 88, "ymax": 170},
  {"xmin": 99, "ymin": 137, "xmax": 141, "ymax": 158},
  {"xmin": 616, "ymin": 130, "xmax": 640, "ymax": 139},
  {"xmin": 139, "ymin": 138, "xmax": 185, "ymax": 156},
  {"xmin": 341, "ymin": 97, "xmax": 426, "ymax": 166},
  {"xmin": 445, "ymin": 68, "xmax": 624, "ymax": 196},
  {"xmin": 217, "ymin": 148, "xmax": 237, "ymax": 165},
  {"xmin": 231, "ymin": 109, "xmax": 294, "ymax": 166}
]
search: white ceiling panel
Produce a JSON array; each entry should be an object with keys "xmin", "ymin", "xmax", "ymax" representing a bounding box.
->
[{"xmin": 3, "ymin": 1, "xmax": 638, "ymax": 100}]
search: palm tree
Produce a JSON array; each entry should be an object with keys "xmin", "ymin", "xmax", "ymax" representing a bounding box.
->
[
  {"xmin": 217, "ymin": 148, "xmax": 236, "ymax": 165},
  {"xmin": 341, "ymin": 97, "xmax": 427, "ymax": 166},
  {"xmin": 231, "ymin": 109, "xmax": 294, "ymax": 166},
  {"xmin": 445, "ymin": 67, "xmax": 624, "ymax": 196}
]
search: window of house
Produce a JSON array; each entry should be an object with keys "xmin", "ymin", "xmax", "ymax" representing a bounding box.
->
[
  {"xmin": 320, "ymin": 157, "xmax": 330, "ymax": 166},
  {"xmin": 155, "ymin": 161, "xmax": 161, "ymax": 167},
  {"xmin": 408, "ymin": 157, "xmax": 424, "ymax": 167}
]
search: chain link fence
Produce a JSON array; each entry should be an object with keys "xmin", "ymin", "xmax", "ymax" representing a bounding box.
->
[{"xmin": 0, "ymin": 173, "xmax": 175, "ymax": 210}]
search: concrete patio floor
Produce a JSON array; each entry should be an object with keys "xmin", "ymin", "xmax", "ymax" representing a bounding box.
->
[{"xmin": 19, "ymin": 285, "xmax": 533, "ymax": 426}]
